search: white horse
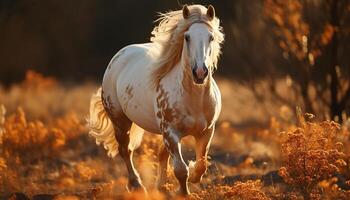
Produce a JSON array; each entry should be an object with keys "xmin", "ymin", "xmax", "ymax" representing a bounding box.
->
[{"xmin": 88, "ymin": 4, "xmax": 224, "ymax": 195}]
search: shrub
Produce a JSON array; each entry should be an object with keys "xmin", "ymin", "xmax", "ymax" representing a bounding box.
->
[
  {"xmin": 191, "ymin": 180, "xmax": 270, "ymax": 200},
  {"xmin": 279, "ymin": 109, "xmax": 347, "ymax": 199}
]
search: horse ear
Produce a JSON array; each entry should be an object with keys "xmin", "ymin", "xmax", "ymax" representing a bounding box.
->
[
  {"xmin": 182, "ymin": 5, "xmax": 190, "ymax": 19},
  {"xmin": 207, "ymin": 5, "xmax": 215, "ymax": 20}
]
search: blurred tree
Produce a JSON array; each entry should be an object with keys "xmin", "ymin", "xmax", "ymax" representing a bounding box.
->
[
  {"xmin": 0, "ymin": 0, "xmax": 98, "ymax": 83},
  {"xmin": 263, "ymin": 0, "xmax": 350, "ymax": 121},
  {"xmin": 1, "ymin": 0, "xmax": 349, "ymax": 124}
]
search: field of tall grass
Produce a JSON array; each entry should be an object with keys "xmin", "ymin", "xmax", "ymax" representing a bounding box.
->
[{"xmin": 1, "ymin": 71, "xmax": 350, "ymax": 200}]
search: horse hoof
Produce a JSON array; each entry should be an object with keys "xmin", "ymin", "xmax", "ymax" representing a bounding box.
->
[{"xmin": 126, "ymin": 180, "xmax": 147, "ymax": 194}]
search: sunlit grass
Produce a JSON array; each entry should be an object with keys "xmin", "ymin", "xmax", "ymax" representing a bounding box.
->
[{"xmin": 0, "ymin": 71, "xmax": 349, "ymax": 199}]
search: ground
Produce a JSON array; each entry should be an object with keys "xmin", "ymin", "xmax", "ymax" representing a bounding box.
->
[{"xmin": 0, "ymin": 71, "xmax": 350, "ymax": 200}]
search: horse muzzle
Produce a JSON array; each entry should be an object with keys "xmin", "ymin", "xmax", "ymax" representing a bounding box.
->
[{"xmin": 192, "ymin": 65, "xmax": 209, "ymax": 84}]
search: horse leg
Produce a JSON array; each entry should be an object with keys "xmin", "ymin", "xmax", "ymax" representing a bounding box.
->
[
  {"xmin": 163, "ymin": 129, "xmax": 189, "ymax": 195},
  {"xmin": 188, "ymin": 127, "xmax": 214, "ymax": 183},
  {"xmin": 112, "ymin": 116, "xmax": 146, "ymax": 192},
  {"xmin": 101, "ymin": 84, "xmax": 145, "ymax": 192},
  {"xmin": 157, "ymin": 143, "xmax": 170, "ymax": 191}
]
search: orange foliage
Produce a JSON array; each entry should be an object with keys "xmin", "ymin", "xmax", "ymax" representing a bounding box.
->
[
  {"xmin": 264, "ymin": 0, "xmax": 338, "ymax": 65},
  {"xmin": 20, "ymin": 70, "xmax": 57, "ymax": 91},
  {"xmin": 1, "ymin": 71, "xmax": 350, "ymax": 199},
  {"xmin": 264, "ymin": 0, "xmax": 309, "ymax": 61},
  {"xmin": 1, "ymin": 107, "xmax": 85, "ymax": 160},
  {"xmin": 278, "ymin": 110, "xmax": 347, "ymax": 198},
  {"xmin": 75, "ymin": 162, "xmax": 98, "ymax": 181},
  {"xmin": 191, "ymin": 180, "xmax": 270, "ymax": 200}
]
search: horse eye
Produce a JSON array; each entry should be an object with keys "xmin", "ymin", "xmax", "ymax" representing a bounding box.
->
[
  {"xmin": 209, "ymin": 35, "xmax": 214, "ymax": 42},
  {"xmin": 185, "ymin": 35, "xmax": 190, "ymax": 42}
]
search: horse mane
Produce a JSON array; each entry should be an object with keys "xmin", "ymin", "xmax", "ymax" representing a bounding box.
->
[{"xmin": 150, "ymin": 5, "xmax": 224, "ymax": 87}]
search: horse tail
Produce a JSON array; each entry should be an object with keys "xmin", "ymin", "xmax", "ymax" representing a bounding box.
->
[{"xmin": 87, "ymin": 88, "xmax": 118, "ymax": 157}]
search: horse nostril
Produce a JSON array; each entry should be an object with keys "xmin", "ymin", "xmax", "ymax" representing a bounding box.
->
[
  {"xmin": 203, "ymin": 67, "xmax": 208, "ymax": 77},
  {"xmin": 192, "ymin": 68, "xmax": 197, "ymax": 77}
]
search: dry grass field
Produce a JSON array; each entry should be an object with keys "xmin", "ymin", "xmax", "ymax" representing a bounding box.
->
[{"xmin": 1, "ymin": 71, "xmax": 350, "ymax": 200}]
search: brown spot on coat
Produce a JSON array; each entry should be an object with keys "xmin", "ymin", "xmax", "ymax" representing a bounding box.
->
[
  {"xmin": 123, "ymin": 85, "xmax": 134, "ymax": 110},
  {"xmin": 156, "ymin": 85, "xmax": 184, "ymax": 132}
]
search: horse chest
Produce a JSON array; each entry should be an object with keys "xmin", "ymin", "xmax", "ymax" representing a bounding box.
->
[
  {"xmin": 181, "ymin": 97, "xmax": 216, "ymax": 133},
  {"xmin": 156, "ymin": 85, "xmax": 215, "ymax": 134},
  {"xmin": 181, "ymin": 109, "xmax": 208, "ymax": 133}
]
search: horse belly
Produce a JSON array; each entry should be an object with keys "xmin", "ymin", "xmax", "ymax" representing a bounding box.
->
[
  {"xmin": 116, "ymin": 66, "xmax": 160, "ymax": 134},
  {"xmin": 123, "ymin": 97, "xmax": 160, "ymax": 133}
]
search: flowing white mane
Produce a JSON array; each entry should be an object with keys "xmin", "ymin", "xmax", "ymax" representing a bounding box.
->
[{"xmin": 150, "ymin": 5, "xmax": 224, "ymax": 86}]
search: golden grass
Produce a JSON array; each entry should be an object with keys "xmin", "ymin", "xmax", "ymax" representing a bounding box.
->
[
  {"xmin": 278, "ymin": 109, "xmax": 348, "ymax": 199},
  {"xmin": 0, "ymin": 71, "xmax": 349, "ymax": 199}
]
